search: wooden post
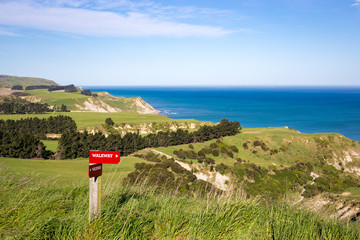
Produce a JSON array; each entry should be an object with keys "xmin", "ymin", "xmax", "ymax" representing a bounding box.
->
[{"xmin": 89, "ymin": 176, "xmax": 101, "ymax": 221}]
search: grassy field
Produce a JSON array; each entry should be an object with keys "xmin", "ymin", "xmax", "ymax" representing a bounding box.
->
[
  {"xmin": 0, "ymin": 156, "xmax": 147, "ymax": 185},
  {"xmin": 24, "ymin": 89, "xmax": 89, "ymax": 110},
  {"xmin": 1, "ymin": 126, "xmax": 360, "ymax": 238},
  {"xmin": 0, "ymin": 112, "xmax": 202, "ymax": 129},
  {"xmin": 41, "ymin": 140, "xmax": 59, "ymax": 152},
  {"xmin": 1, "ymin": 160, "xmax": 359, "ymax": 239},
  {"xmin": 153, "ymin": 127, "xmax": 356, "ymax": 169}
]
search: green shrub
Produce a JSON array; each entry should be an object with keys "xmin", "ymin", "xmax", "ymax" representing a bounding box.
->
[
  {"xmin": 105, "ymin": 117, "xmax": 115, "ymax": 126},
  {"xmin": 210, "ymin": 143, "xmax": 218, "ymax": 149},
  {"xmin": 229, "ymin": 145, "xmax": 239, "ymax": 153},
  {"xmin": 212, "ymin": 149, "xmax": 219, "ymax": 157},
  {"xmin": 215, "ymin": 163, "xmax": 228, "ymax": 175}
]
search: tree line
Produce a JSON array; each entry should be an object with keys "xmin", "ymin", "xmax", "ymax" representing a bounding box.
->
[
  {"xmin": 24, "ymin": 84, "xmax": 77, "ymax": 92},
  {"xmin": 0, "ymin": 130, "xmax": 53, "ymax": 159},
  {"xmin": 0, "ymin": 115, "xmax": 77, "ymax": 137},
  {"xmin": 0, "ymin": 99, "xmax": 69, "ymax": 114},
  {"xmin": 0, "ymin": 115, "xmax": 77, "ymax": 159},
  {"xmin": 58, "ymin": 119, "xmax": 241, "ymax": 159},
  {"xmin": 0, "ymin": 102, "xmax": 51, "ymax": 114}
]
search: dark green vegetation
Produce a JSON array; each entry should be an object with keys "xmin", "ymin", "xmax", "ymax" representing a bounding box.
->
[
  {"xmin": 81, "ymin": 89, "xmax": 93, "ymax": 96},
  {"xmin": 0, "ymin": 96, "xmax": 69, "ymax": 114},
  {"xmin": 105, "ymin": 117, "xmax": 115, "ymax": 126},
  {"xmin": 11, "ymin": 85, "xmax": 23, "ymax": 90},
  {"xmin": 0, "ymin": 116, "xmax": 76, "ymax": 159},
  {"xmin": 0, "ymin": 94, "xmax": 70, "ymax": 114},
  {"xmin": 150, "ymin": 128, "xmax": 360, "ymax": 203},
  {"xmin": 25, "ymin": 84, "xmax": 78, "ymax": 92},
  {"xmin": 0, "ymin": 112, "xmax": 203, "ymax": 130},
  {"xmin": 0, "ymin": 100, "xmax": 51, "ymax": 114},
  {"xmin": 0, "ymin": 132, "xmax": 52, "ymax": 159},
  {"xmin": 124, "ymin": 155, "xmax": 217, "ymax": 196},
  {"xmin": 174, "ymin": 139, "xmax": 239, "ymax": 164},
  {"xmin": 0, "ymin": 115, "xmax": 76, "ymax": 136},
  {"xmin": 1, "ymin": 164, "xmax": 359, "ymax": 239},
  {"xmin": 58, "ymin": 118, "xmax": 241, "ymax": 159}
]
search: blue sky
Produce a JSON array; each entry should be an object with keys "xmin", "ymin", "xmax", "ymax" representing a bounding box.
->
[{"xmin": 0, "ymin": 0, "xmax": 359, "ymax": 86}]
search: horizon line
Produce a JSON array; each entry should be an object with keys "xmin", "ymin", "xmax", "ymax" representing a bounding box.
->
[{"xmin": 79, "ymin": 85, "xmax": 360, "ymax": 88}]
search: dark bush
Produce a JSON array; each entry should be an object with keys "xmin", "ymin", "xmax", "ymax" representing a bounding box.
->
[
  {"xmin": 215, "ymin": 163, "xmax": 228, "ymax": 175},
  {"xmin": 212, "ymin": 149, "xmax": 219, "ymax": 157},
  {"xmin": 243, "ymin": 142, "xmax": 249, "ymax": 150},
  {"xmin": 210, "ymin": 143, "xmax": 218, "ymax": 149},
  {"xmin": 105, "ymin": 118, "xmax": 115, "ymax": 126},
  {"xmin": 11, "ymin": 85, "xmax": 23, "ymax": 90},
  {"xmin": 81, "ymin": 90, "xmax": 92, "ymax": 96},
  {"xmin": 229, "ymin": 145, "xmax": 239, "ymax": 153}
]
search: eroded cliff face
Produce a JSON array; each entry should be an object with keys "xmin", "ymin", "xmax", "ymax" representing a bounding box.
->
[
  {"xmin": 75, "ymin": 97, "xmax": 118, "ymax": 112},
  {"xmin": 132, "ymin": 97, "xmax": 161, "ymax": 114},
  {"xmin": 74, "ymin": 92, "xmax": 160, "ymax": 114},
  {"xmin": 301, "ymin": 194, "xmax": 360, "ymax": 222},
  {"xmin": 83, "ymin": 121, "xmax": 210, "ymax": 136}
]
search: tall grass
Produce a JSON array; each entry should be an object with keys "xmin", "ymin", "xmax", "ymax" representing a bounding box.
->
[{"xmin": 1, "ymin": 163, "xmax": 359, "ymax": 239}]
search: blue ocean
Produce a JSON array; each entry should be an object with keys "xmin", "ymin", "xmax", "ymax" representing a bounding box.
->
[{"xmin": 86, "ymin": 86, "xmax": 360, "ymax": 141}]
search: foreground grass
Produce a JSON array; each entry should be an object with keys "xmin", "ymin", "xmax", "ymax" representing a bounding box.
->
[{"xmin": 1, "ymin": 163, "xmax": 359, "ymax": 239}]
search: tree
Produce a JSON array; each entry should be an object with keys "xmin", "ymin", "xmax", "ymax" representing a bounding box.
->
[
  {"xmin": 81, "ymin": 90, "xmax": 92, "ymax": 96},
  {"xmin": 11, "ymin": 85, "xmax": 23, "ymax": 90},
  {"xmin": 105, "ymin": 118, "xmax": 114, "ymax": 126}
]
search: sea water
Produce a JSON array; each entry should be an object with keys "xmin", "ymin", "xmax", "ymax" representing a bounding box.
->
[{"xmin": 86, "ymin": 86, "xmax": 360, "ymax": 141}]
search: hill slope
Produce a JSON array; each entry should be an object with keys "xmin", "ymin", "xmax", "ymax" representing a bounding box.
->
[
  {"xmin": 0, "ymin": 75, "xmax": 160, "ymax": 114},
  {"xmin": 1, "ymin": 164, "xmax": 359, "ymax": 239},
  {"xmin": 128, "ymin": 127, "xmax": 360, "ymax": 221},
  {"xmin": 0, "ymin": 75, "xmax": 58, "ymax": 88}
]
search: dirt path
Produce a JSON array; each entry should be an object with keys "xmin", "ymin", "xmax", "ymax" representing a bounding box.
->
[
  {"xmin": 0, "ymin": 88, "xmax": 23, "ymax": 96},
  {"xmin": 294, "ymin": 172, "xmax": 319, "ymax": 205}
]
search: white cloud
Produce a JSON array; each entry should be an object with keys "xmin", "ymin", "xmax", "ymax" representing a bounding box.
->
[
  {"xmin": 0, "ymin": 1, "xmax": 233, "ymax": 38},
  {"xmin": 352, "ymin": 0, "xmax": 360, "ymax": 7}
]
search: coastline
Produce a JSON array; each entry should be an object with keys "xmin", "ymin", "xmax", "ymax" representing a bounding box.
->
[{"xmin": 86, "ymin": 86, "xmax": 360, "ymax": 141}]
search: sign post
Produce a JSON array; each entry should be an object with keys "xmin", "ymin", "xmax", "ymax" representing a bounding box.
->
[{"xmin": 89, "ymin": 151, "xmax": 120, "ymax": 221}]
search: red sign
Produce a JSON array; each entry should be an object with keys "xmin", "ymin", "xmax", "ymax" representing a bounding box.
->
[
  {"xmin": 89, "ymin": 151, "xmax": 120, "ymax": 164},
  {"xmin": 89, "ymin": 163, "xmax": 102, "ymax": 178}
]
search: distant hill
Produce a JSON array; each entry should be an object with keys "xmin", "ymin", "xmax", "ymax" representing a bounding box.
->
[
  {"xmin": 0, "ymin": 75, "xmax": 59, "ymax": 88},
  {"xmin": 0, "ymin": 74, "xmax": 161, "ymax": 115}
]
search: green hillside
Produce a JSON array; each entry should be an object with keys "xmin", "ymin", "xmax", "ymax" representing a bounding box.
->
[
  {"xmin": 1, "ymin": 161, "xmax": 359, "ymax": 239},
  {"xmin": 124, "ymin": 127, "xmax": 360, "ymax": 221},
  {"xmin": 0, "ymin": 75, "xmax": 58, "ymax": 88},
  {"xmin": 0, "ymin": 111, "xmax": 204, "ymax": 131},
  {"xmin": 0, "ymin": 76, "xmax": 161, "ymax": 115},
  {"xmin": 1, "ymin": 122, "xmax": 360, "ymax": 237}
]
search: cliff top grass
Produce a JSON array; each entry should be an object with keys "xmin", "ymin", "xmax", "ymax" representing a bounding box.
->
[
  {"xmin": 155, "ymin": 127, "xmax": 358, "ymax": 169},
  {"xmin": 24, "ymin": 89, "xmax": 89, "ymax": 110},
  {"xmin": 0, "ymin": 112, "xmax": 202, "ymax": 129}
]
